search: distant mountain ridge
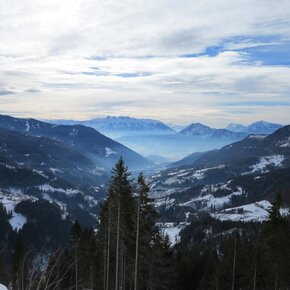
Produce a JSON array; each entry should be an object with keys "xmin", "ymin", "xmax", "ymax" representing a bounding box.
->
[
  {"xmin": 227, "ymin": 121, "xmax": 283, "ymax": 134},
  {"xmin": 46, "ymin": 117, "xmax": 284, "ymax": 161},
  {"xmin": 49, "ymin": 118, "xmax": 247, "ymax": 161},
  {"xmin": 178, "ymin": 122, "xmax": 246, "ymax": 139},
  {"xmin": 48, "ymin": 116, "xmax": 175, "ymax": 138}
]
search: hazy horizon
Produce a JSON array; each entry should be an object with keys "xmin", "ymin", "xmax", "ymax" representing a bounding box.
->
[{"xmin": 2, "ymin": 113, "xmax": 288, "ymax": 129}]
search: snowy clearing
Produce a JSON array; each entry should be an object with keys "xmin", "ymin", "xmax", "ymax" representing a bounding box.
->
[
  {"xmin": 243, "ymin": 155, "xmax": 284, "ymax": 175},
  {"xmin": 179, "ymin": 187, "xmax": 244, "ymax": 210},
  {"xmin": 158, "ymin": 222, "xmax": 189, "ymax": 245},
  {"xmin": 1, "ymin": 196, "xmax": 27, "ymax": 231},
  {"xmin": 212, "ymin": 200, "xmax": 289, "ymax": 222}
]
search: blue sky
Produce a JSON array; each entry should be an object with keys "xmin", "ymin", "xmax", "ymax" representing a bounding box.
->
[{"xmin": 0, "ymin": 0, "xmax": 290, "ymax": 127}]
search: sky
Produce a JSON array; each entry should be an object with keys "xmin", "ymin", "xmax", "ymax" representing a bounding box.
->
[{"xmin": 0, "ymin": 0, "xmax": 290, "ymax": 127}]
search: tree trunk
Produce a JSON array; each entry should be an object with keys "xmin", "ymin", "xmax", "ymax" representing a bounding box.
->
[
  {"xmin": 253, "ymin": 263, "xmax": 257, "ymax": 290},
  {"xmin": 103, "ymin": 227, "xmax": 107, "ymax": 290},
  {"xmin": 134, "ymin": 198, "xmax": 140, "ymax": 290},
  {"xmin": 106, "ymin": 206, "xmax": 111, "ymax": 290},
  {"xmin": 75, "ymin": 248, "xmax": 78, "ymax": 290},
  {"xmin": 231, "ymin": 236, "xmax": 237, "ymax": 290},
  {"xmin": 115, "ymin": 200, "xmax": 121, "ymax": 290}
]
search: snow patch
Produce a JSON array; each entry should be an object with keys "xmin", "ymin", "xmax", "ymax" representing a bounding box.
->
[
  {"xmin": 105, "ymin": 147, "xmax": 117, "ymax": 157},
  {"xmin": 25, "ymin": 121, "xmax": 30, "ymax": 132},
  {"xmin": 1, "ymin": 196, "xmax": 27, "ymax": 231},
  {"xmin": 280, "ymin": 138, "xmax": 290, "ymax": 147},
  {"xmin": 0, "ymin": 162, "xmax": 16, "ymax": 170},
  {"xmin": 180, "ymin": 187, "xmax": 244, "ymax": 209},
  {"xmin": 69, "ymin": 128, "xmax": 78, "ymax": 137},
  {"xmin": 213, "ymin": 200, "xmax": 274, "ymax": 222},
  {"xmin": 247, "ymin": 134, "xmax": 266, "ymax": 139},
  {"xmin": 158, "ymin": 222, "xmax": 189, "ymax": 245},
  {"xmin": 155, "ymin": 198, "xmax": 175, "ymax": 208},
  {"xmin": 164, "ymin": 177, "xmax": 178, "ymax": 185},
  {"xmin": 9, "ymin": 214, "xmax": 27, "ymax": 231},
  {"xmin": 33, "ymin": 169, "xmax": 49, "ymax": 179},
  {"xmin": 84, "ymin": 196, "xmax": 99, "ymax": 207},
  {"xmin": 38, "ymin": 184, "xmax": 81, "ymax": 196},
  {"xmin": 244, "ymin": 155, "xmax": 284, "ymax": 175},
  {"xmin": 50, "ymin": 168, "xmax": 64, "ymax": 174}
]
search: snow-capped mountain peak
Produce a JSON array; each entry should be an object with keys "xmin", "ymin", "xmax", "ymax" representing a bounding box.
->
[
  {"xmin": 48, "ymin": 116, "xmax": 175, "ymax": 138},
  {"xmin": 178, "ymin": 123, "xmax": 214, "ymax": 136},
  {"xmin": 226, "ymin": 120, "xmax": 283, "ymax": 135},
  {"xmin": 247, "ymin": 121, "xmax": 282, "ymax": 134},
  {"xmin": 178, "ymin": 123, "xmax": 245, "ymax": 139}
]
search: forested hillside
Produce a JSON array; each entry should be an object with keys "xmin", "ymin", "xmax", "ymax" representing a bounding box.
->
[{"xmin": 1, "ymin": 159, "xmax": 290, "ymax": 289}]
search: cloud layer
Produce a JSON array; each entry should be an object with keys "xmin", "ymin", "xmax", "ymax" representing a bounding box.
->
[{"xmin": 1, "ymin": 0, "xmax": 290, "ymax": 126}]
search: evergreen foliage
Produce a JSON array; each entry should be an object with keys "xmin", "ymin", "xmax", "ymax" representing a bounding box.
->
[{"xmin": 28, "ymin": 158, "xmax": 175, "ymax": 290}]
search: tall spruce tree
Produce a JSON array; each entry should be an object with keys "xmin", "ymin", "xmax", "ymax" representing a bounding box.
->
[
  {"xmin": 96, "ymin": 161, "xmax": 175, "ymax": 290},
  {"xmin": 96, "ymin": 158, "xmax": 136, "ymax": 289},
  {"xmin": 135, "ymin": 173, "xmax": 175, "ymax": 290}
]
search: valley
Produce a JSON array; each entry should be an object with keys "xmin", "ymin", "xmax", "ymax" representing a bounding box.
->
[
  {"xmin": 0, "ymin": 114, "xmax": 289, "ymax": 243},
  {"xmin": 0, "ymin": 114, "xmax": 290, "ymax": 288}
]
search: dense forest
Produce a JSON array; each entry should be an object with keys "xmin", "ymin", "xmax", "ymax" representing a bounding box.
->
[{"xmin": 1, "ymin": 159, "xmax": 290, "ymax": 289}]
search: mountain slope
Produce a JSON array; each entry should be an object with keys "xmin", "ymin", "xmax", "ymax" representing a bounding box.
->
[
  {"xmin": 0, "ymin": 115, "xmax": 152, "ymax": 171},
  {"xmin": 149, "ymin": 125, "xmax": 290, "ymax": 223},
  {"xmin": 0, "ymin": 126, "xmax": 114, "ymax": 232},
  {"xmin": 0, "ymin": 127, "xmax": 103, "ymax": 185},
  {"xmin": 191, "ymin": 126, "xmax": 290, "ymax": 168}
]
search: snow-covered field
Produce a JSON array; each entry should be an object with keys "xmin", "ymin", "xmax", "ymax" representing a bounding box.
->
[
  {"xmin": 243, "ymin": 155, "xmax": 284, "ymax": 175},
  {"xmin": 179, "ymin": 186, "xmax": 244, "ymax": 210},
  {"xmin": 0, "ymin": 195, "xmax": 29, "ymax": 231},
  {"xmin": 213, "ymin": 200, "xmax": 290, "ymax": 222},
  {"xmin": 158, "ymin": 222, "xmax": 190, "ymax": 245}
]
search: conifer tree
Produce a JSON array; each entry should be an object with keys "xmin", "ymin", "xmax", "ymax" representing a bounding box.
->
[
  {"xmin": 96, "ymin": 158, "xmax": 135, "ymax": 289},
  {"xmin": 12, "ymin": 238, "xmax": 26, "ymax": 290},
  {"xmin": 269, "ymin": 193, "xmax": 283, "ymax": 223}
]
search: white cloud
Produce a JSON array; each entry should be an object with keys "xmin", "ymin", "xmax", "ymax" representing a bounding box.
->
[
  {"xmin": 1, "ymin": 0, "xmax": 290, "ymax": 57},
  {"xmin": 0, "ymin": 0, "xmax": 290, "ymax": 125}
]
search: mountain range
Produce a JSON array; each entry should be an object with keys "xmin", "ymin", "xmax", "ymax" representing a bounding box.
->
[
  {"xmin": 49, "ymin": 116, "xmax": 175, "ymax": 138},
  {"xmin": 47, "ymin": 117, "xmax": 283, "ymax": 161},
  {"xmin": 150, "ymin": 125, "xmax": 290, "ymax": 226},
  {"xmin": 227, "ymin": 120, "xmax": 282, "ymax": 134},
  {"xmin": 0, "ymin": 113, "xmax": 288, "ymax": 236},
  {"xmin": 178, "ymin": 122, "xmax": 246, "ymax": 138},
  {"xmin": 48, "ymin": 116, "xmax": 282, "ymax": 136}
]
